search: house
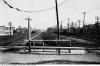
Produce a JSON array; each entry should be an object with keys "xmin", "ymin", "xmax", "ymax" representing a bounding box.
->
[{"xmin": 0, "ymin": 26, "xmax": 15, "ymax": 36}]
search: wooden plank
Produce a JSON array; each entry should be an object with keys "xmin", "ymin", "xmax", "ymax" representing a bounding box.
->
[
  {"xmin": 30, "ymin": 46, "xmax": 100, "ymax": 50},
  {"xmin": 0, "ymin": 46, "xmax": 100, "ymax": 50},
  {"xmin": 30, "ymin": 40, "xmax": 71, "ymax": 41},
  {"xmin": 30, "ymin": 46, "xmax": 85, "ymax": 50}
]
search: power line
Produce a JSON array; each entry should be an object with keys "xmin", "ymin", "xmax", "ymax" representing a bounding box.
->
[
  {"xmin": 2, "ymin": 0, "xmax": 69, "ymax": 13},
  {"xmin": 87, "ymin": 8, "xmax": 100, "ymax": 14}
]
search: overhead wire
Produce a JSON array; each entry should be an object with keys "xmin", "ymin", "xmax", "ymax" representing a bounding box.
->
[
  {"xmin": 86, "ymin": 8, "xmax": 100, "ymax": 14},
  {"xmin": 2, "ymin": 0, "xmax": 69, "ymax": 13}
]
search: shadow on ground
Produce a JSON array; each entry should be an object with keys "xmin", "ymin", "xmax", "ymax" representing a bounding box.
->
[{"xmin": 10, "ymin": 60, "xmax": 100, "ymax": 64}]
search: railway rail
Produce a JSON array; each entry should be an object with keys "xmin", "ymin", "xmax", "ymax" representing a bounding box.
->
[{"xmin": 48, "ymin": 33, "xmax": 97, "ymax": 48}]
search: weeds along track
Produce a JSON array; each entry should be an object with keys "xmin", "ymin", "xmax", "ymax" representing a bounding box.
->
[{"xmin": 0, "ymin": 33, "xmax": 29, "ymax": 46}]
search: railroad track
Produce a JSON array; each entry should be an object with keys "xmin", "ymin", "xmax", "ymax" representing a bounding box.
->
[
  {"xmin": 3, "ymin": 32, "xmax": 96, "ymax": 48},
  {"xmin": 47, "ymin": 33, "xmax": 96, "ymax": 48},
  {"xmin": 45, "ymin": 33, "xmax": 100, "ymax": 54},
  {"xmin": 71, "ymin": 41, "xmax": 93, "ymax": 47}
]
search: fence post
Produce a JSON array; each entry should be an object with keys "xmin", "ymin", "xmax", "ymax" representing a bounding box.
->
[
  {"xmin": 68, "ymin": 41, "xmax": 71, "ymax": 53},
  {"xmin": 43, "ymin": 41, "xmax": 44, "ymax": 52}
]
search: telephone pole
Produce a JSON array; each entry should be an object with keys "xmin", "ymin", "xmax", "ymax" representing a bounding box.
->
[
  {"xmin": 71, "ymin": 22, "xmax": 74, "ymax": 33},
  {"xmin": 75, "ymin": 22, "xmax": 77, "ymax": 28},
  {"xmin": 55, "ymin": 0, "xmax": 60, "ymax": 40},
  {"xmin": 60, "ymin": 21, "xmax": 63, "ymax": 30},
  {"xmin": 67, "ymin": 18, "xmax": 70, "ymax": 32},
  {"xmin": 8, "ymin": 22, "xmax": 12, "ymax": 36},
  {"xmin": 78, "ymin": 20, "xmax": 81, "ymax": 34},
  {"xmin": 78, "ymin": 20, "xmax": 81, "ymax": 28},
  {"xmin": 25, "ymin": 17, "xmax": 32, "ymax": 53},
  {"xmin": 95, "ymin": 16, "xmax": 100, "ymax": 34},
  {"xmin": 71, "ymin": 22, "xmax": 74, "ymax": 28},
  {"xmin": 95, "ymin": 16, "xmax": 99, "ymax": 23},
  {"xmin": 55, "ymin": 0, "xmax": 60, "ymax": 54},
  {"xmin": 83, "ymin": 12, "xmax": 86, "ymax": 27}
]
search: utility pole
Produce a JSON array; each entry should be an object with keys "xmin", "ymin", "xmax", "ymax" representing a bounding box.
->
[
  {"xmin": 76, "ymin": 22, "xmax": 78, "ymax": 33},
  {"xmin": 55, "ymin": 0, "xmax": 60, "ymax": 54},
  {"xmin": 95, "ymin": 16, "xmax": 99, "ymax": 23},
  {"xmin": 82, "ymin": 12, "xmax": 86, "ymax": 34},
  {"xmin": 60, "ymin": 21, "xmax": 63, "ymax": 30},
  {"xmin": 75, "ymin": 22, "xmax": 77, "ymax": 28},
  {"xmin": 71, "ymin": 22, "xmax": 74, "ymax": 28},
  {"xmin": 67, "ymin": 18, "xmax": 70, "ymax": 32},
  {"xmin": 25, "ymin": 17, "xmax": 32, "ymax": 53},
  {"xmin": 78, "ymin": 20, "xmax": 81, "ymax": 34},
  {"xmin": 71, "ymin": 22, "xmax": 74, "ymax": 33},
  {"xmin": 95, "ymin": 16, "xmax": 100, "ymax": 34},
  {"xmin": 78, "ymin": 20, "xmax": 81, "ymax": 28},
  {"xmin": 8, "ymin": 22, "xmax": 12, "ymax": 36},
  {"xmin": 83, "ymin": 12, "xmax": 86, "ymax": 27}
]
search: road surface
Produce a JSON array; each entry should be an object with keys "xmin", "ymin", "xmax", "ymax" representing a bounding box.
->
[{"xmin": 0, "ymin": 51, "xmax": 100, "ymax": 64}]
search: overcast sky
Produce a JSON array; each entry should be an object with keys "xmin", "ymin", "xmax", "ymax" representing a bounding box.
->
[{"xmin": 0, "ymin": 0, "xmax": 100, "ymax": 30}]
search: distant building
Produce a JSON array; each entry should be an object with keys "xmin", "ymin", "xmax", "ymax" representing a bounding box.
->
[
  {"xmin": 0, "ymin": 26, "xmax": 15, "ymax": 36},
  {"xmin": 84, "ymin": 23, "xmax": 100, "ymax": 34},
  {"xmin": 84, "ymin": 24, "xmax": 94, "ymax": 29}
]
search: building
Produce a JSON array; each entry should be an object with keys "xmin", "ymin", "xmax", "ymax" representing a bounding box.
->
[{"xmin": 0, "ymin": 26, "xmax": 15, "ymax": 36}]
